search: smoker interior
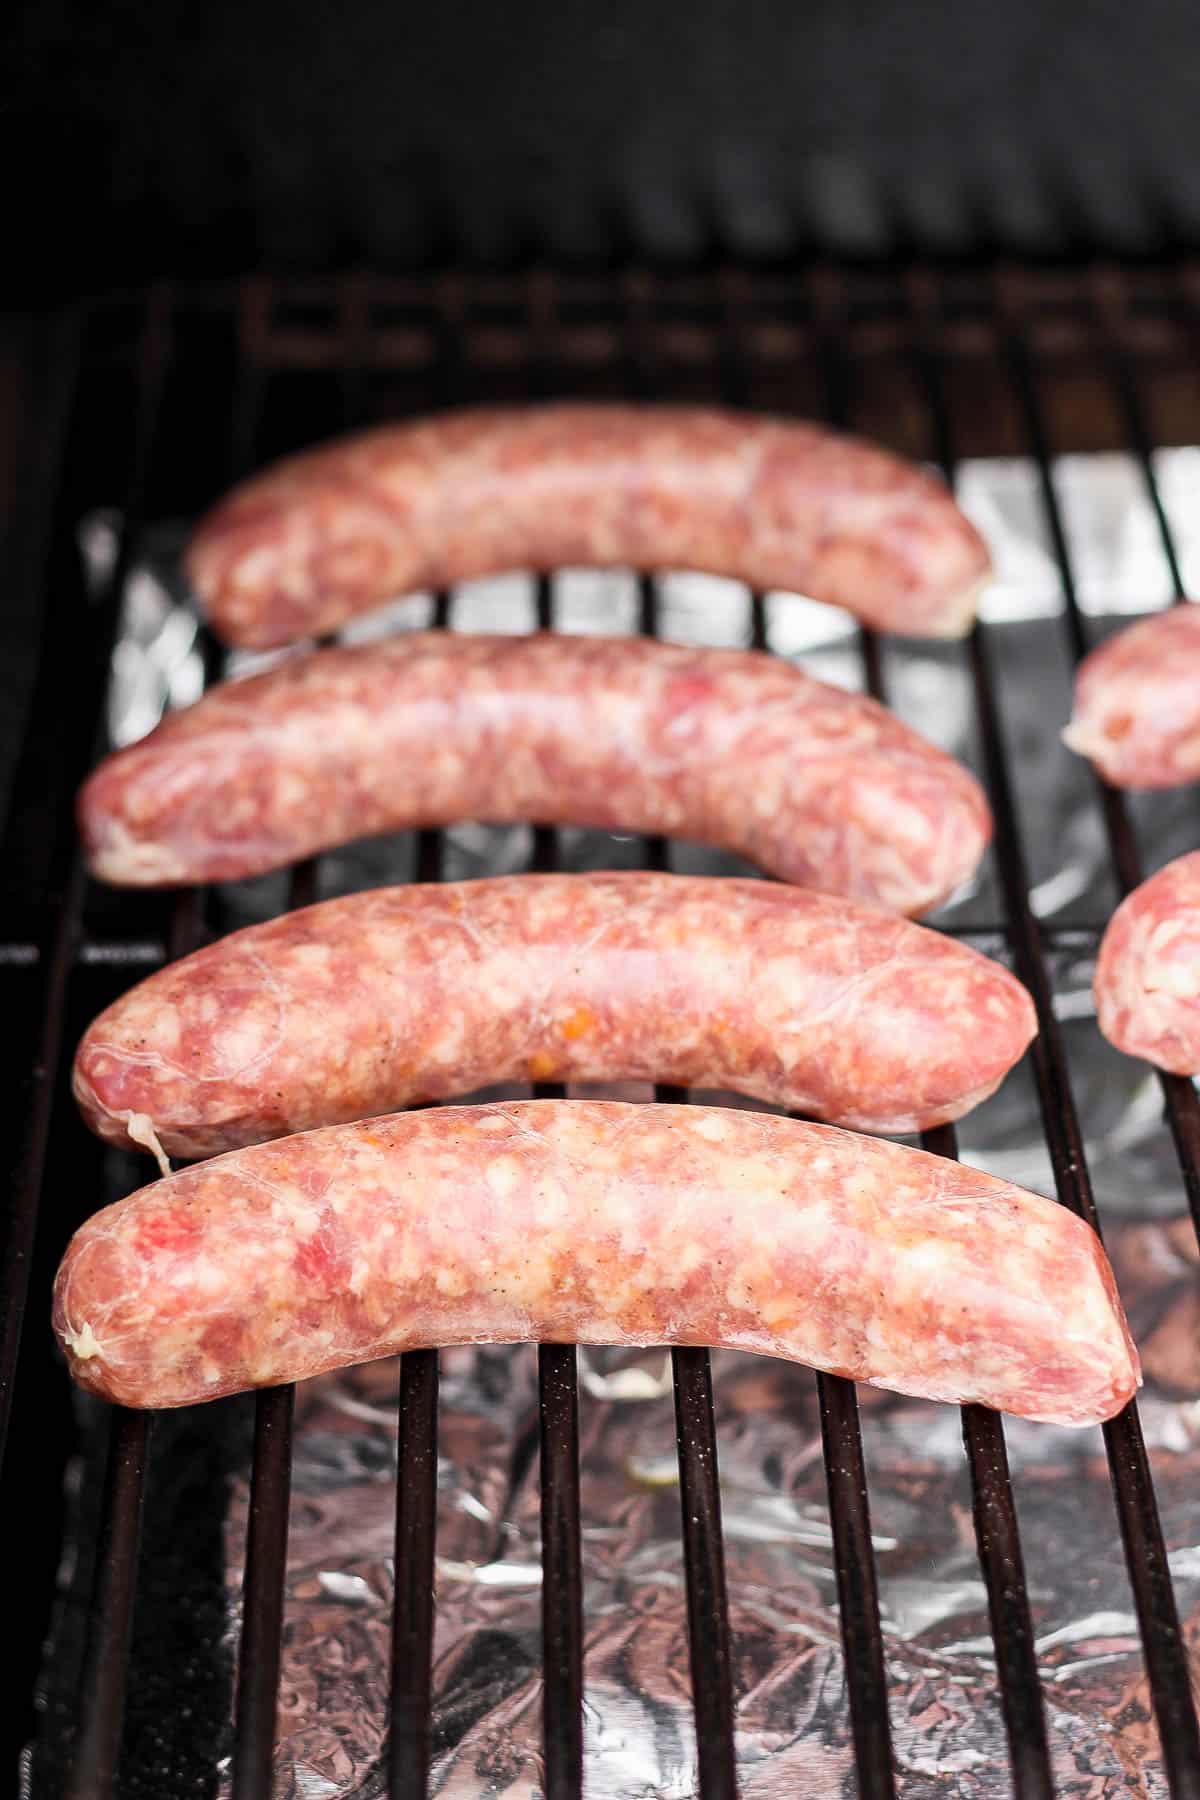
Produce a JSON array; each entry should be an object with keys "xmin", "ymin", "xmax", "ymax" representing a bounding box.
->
[{"xmin": 4, "ymin": 264, "xmax": 1200, "ymax": 1799}]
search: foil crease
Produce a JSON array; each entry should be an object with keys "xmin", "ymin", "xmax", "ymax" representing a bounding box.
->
[{"xmin": 89, "ymin": 450, "xmax": 1200, "ymax": 1796}]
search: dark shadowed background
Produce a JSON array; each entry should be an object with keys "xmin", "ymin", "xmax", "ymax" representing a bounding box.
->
[{"xmin": 7, "ymin": 0, "xmax": 1200, "ymax": 291}]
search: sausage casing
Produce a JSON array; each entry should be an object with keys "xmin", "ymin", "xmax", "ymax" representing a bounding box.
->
[
  {"xmin": 1063, "ymin": 605, "xmax": 1200, "ymax": 788},
  {"xmin": 1095, "ymin": 851, "xmax": 1200, "ymax": 1073},
  {"xmin": 73, "ymin": 872, "xmax": 1036, "ymax": 1158},
  {"xmin": 79, "ymin": 632, "xmax": 992, "ymax": 915},
  {"xmin": 53, "ymin": 1101, "xmax": 1137, "ymax": 1424},
  {"xmin": 185, "ymin": 404, "xmax": 991, "ymax": 649}
]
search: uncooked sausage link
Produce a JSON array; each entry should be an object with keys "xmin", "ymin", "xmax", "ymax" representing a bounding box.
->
[
  {"xmin": 78, "ymin": 631, "xmax": 992, "ymax": 915},
  {"xmin": 1095, "ymin": 850, "xmax": 1200, "ymax": 1074},
  {"xmin": 72, "ymin": 872, "xmax": 1036, "ymax": 1158},
  {"xmin": 52, "ymin": 1101, "xmax": 1138, "ymax": 1424},
  {"xmin": 1063, "ymin": 603, "xmax": 1200, "ymax": 788},
  {"xmin": 185, "ymin": 403, "xmax": 992, "ymax": 649}
]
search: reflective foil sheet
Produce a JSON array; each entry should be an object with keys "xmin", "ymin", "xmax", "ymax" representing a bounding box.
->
[{"xmin": 75, "ymin": 450, "xmax": 1200, "ymax": 1795}]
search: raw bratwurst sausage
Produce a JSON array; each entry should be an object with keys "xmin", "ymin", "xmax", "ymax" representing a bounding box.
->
[
  {"xmin": 185, "ymin": 404, "xmax": 992, "ymax": 649},
  {"xmin": 53, "ymin": 1101, "xmax": 1138, "ymax": 1423},
  {"xmin": 1063, "ymin": 604, "xmax": 1200, "ymax": 788},
  {"xmin": 79, "ymin": 632, "xmax": 992, "ymax": 914},
  {"xmin": 73, "ymin": 873, "xmax": 1036, "ymax": 1159},
  {"xmin": 1095, "ymin": 851, "xmax": 1200, "ymax": 1074}
]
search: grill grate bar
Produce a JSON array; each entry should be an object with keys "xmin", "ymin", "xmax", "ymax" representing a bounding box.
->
[
  {"xmin": 178, "ymin": 292, "xmax": 309, "ymax": 1800},
  {"xmin": 69, "ymin": 885, "xmax": 214, "ymax": 1796},
  {"xmin": 805, "ymin": 633, "xmax": 899, "ymax": 1800},
  {"xmin": 234, "ymin": 272, "xmax": 421, "ymax": 1785},
  {"xmin": 924, "ymin": 1124, "xmax": 1054, "ymax": 1797},
  {"xmin": 1091, "ymin": 274, "xmax": 1188, "ymax": 600},
  {"xmin": 524, "ymin": 543, "xmax": 586, "ymax": 1799},
  {"xmin": 773, "ymin": 268, "xmax": 903, "ymax": 1799},
  {"xmin": 231, "ymin": 1385, "xmax": 296, "ymax": 1800},
  {"xmin": 909, "ymin": 307, "xmax": 1200, "ymax": 1797},
  {"xmin": 814, "ymin": 1373, "xmax": 896, "ymax": 1799},
  {"xmin": 998, "ymin": 324, "xmax": 1200, "ymax": 1796},
  {"xmin": 666, "ymin": 1336, "xmax": 738, "ymax": 1800},
  {"xmin": 1086, "ymin": 303, "xmax": 1200, "ymax": 1214},
  {"xmin": 227, "ymin": 336, "xmax": 360, "ymax": 1785},
  {"xmin": 41, "ymin": 290, "xmax": 179, "ymax": 1800},
  {"xmin": 638, "ymin": 572, "xmax": 657, "ymax": 640},
  {"xmin": 672, "ymin": 1347, "xmax": 739, "ymax": 1800},
  {"xmin": 1104, "ymin": 1410, "xmax": 1200, "ymax": 1782},
  {"xmin": 859, "ymin": 606, "xmax": 1049, "ymax": 1785},
  {"xmin": 909, "ymin": 314, "xmax": 1101, "ymax": 1228},
  {"xmin": 0, "ymin": 292, "xmax": 171, "ymax": 1473},
  {"xmin": 640, "ymin": 1116, "xmax": 737, "ymax": 1793},
  {"xmin": 971, "ymin": 600, "xmax": 1200, "ymax": 1793},
  {"xmin": 621, "ymin": 395, "xmax": 737, "ymax": 1793},
  {"xmin": 414, "ymin": 821, "xmax": 446, "ymax": 884},
  {"xmin": 538, "ymin": 1344, "xmax": 586, "ymax": 1799},
  {"xmin": 720, "ymin": 277, "xmax": 900, "ymax": 1799},
  {"xmin": 866, "ymin": 623, "xmax": 1051, "ymax": 1788},
  {"xmin": 960, "ymin": 1402, "xmax": 1055, "ymax": 1792},
  {"xmin": 64, "ymin": 1409, "xmax": 152, "ymax": 1800},
  {"xmin": 389, "ymin": 1349, "xmax": 441, "ymax": 1798},
  {"xmin": 530, "ymin": 284, "xmax": 735, "ymax": 1797},
  {"xmin": 1011, "ymin": 299, "xmax": 1200, "ymax": 1235},
  {"xmin": 384, "ymin": 269, "xmax": 493, "ymax": 1796}
]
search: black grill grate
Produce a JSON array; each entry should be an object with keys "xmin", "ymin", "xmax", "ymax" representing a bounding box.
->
[{"xmin": 3, "ymin": 264, "xmax": 1200, "ymax": 1798}]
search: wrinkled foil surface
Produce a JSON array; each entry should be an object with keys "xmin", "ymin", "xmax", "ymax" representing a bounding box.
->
[{"xmin": 87, "ymin": 449, "xmax": 1200, "ymax": 1796}]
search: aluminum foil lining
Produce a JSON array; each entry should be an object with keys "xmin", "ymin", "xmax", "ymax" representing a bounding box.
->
[{"xmin": 84, "ymin": 447, "xmax": 1200, "ymax": 1797}]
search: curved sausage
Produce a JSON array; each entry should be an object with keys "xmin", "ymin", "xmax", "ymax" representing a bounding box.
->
[
  {"xmin": 78, "ymin": 632, "xmax": 992, "ymax": 915},
  {"xmin": 52, "ymin": 1100, "xmax": 1138, "ymax": 1423},
  {"xmin": 1062, "ymin": 604, "xmax": 1200, "ymax": 788},
  {"xmin": 185, "ymin": 404, "xmax": 991, "ymax": 649},
  {"xmin": 1095, "ymin": 851, "xmax": 1200, "ymax": 1073},
  {"xmin": 73, "ymin": 872, "xmax": 1036, "ymax": 1159}
]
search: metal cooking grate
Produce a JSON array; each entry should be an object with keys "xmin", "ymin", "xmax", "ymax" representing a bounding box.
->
[{"xmin": 4, "ymin": 264, "xmax": 1200, "ymax": 1799}]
